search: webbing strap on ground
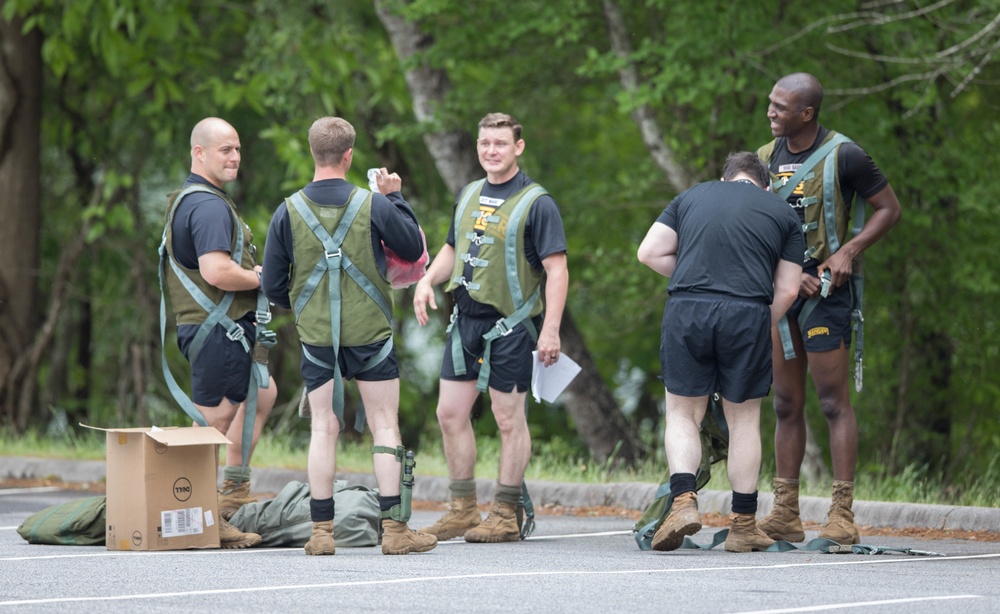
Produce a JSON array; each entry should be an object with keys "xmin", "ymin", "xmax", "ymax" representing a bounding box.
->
[{"xmin": 678, "ymin": 530, "xmax": 945, "ymax": 556}]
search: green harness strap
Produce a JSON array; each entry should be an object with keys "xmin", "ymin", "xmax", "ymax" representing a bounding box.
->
[
  {"xmin": 446, "ymin": 185, "xmax": 545, "ymax": 392},
  {"xmin": 675, "ymin": 530, "xmax": 944, "ymax": 556},
  {"xmin": 288, "ymin": 190, "xmax": 393, "ymax": 432},
  {"xmin": 773, "ymin": 134, "xmax": 868, "ymax": 390},
  {"xmin": 158, "ymin": 185, "xmax": 276, "ymax": 479}
]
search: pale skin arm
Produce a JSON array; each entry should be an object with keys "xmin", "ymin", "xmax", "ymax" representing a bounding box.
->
[
  {"xmin": 808, "ymin": 183, "xmax": 902, "ymax": 295},
  {"xmin": 771, "ymin": 258, "xmax": 803, "ymax": 326},
  {"xmin": 537, "ymin": 252, "xmax": 568, "ymax": 367},
  {"xmin": 198, "ymin": 251, "xmax": 261, "ymax": 291},
  {"xmin": 637, "ymin": 221, "xmax": 678, "ymax": 278},
  {"xmin": 413, "ymin": 242, "xmax": 457, "ymax": 326}
]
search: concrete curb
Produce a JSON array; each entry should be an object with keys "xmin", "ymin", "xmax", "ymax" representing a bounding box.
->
[{"xmin": 3, "ymin": 456, "xmax": 997, "ymax": 532}]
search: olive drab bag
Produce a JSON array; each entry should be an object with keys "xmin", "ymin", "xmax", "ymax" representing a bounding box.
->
[
  {"xmin": 633, "ymin": 395, "xmax": 729, "ymax": 550},
  {"xmin": 229, "ymin": 480, "xmax": 380, "ymax": 548},
  {"xmin": 17, "ymin": 496, "xmax": 107, "ymax": 546}
]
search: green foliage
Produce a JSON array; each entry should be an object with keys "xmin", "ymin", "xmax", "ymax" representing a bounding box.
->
[{"xmin": 4, "ymin": 0, "xmax": 1000, "ymax": 499}]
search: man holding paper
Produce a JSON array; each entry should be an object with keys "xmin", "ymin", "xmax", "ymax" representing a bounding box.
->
[{"xmin": 413, "ymin": 112, "xmax": 568, "ymax": 543}]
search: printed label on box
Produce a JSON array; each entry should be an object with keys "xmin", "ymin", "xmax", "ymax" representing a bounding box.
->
[{"xmin": 160, "ymin": 507, "xmax": 205, "ymax": 538}]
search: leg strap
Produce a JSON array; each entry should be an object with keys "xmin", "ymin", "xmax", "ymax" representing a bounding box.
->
[{"xmin": 372, "ymin": 445, "xmax": 415, "ymax": 522}]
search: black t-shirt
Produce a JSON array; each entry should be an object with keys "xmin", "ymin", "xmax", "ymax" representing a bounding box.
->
[
  {"xmin": 170, "ymin": 174, "xmax": 242, "ymax": 269},
  {"xmin": 261, "ymin": 178, "xmax": 422, "ymax": 310},
  {"xmin": 445, "ymin": 170, "xmax": 567, "ymax": 318},
  {"xmin": 767, "ymin": 126, "xmax": 888, "ymax": 266},
  {"xmin": 657, "ymin": 180, "xmax": 803, "ymax": 302}
]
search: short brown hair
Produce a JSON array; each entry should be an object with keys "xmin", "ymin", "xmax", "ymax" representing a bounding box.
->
[
  {"xmin": 308, "ymin": 117, "xmax": 356, "ymax": 167},
  {"xmin": 722, "ymin": 151, "xmax": 771, "ymax": 188},
  {"xmin": 478, "ymin": 113, "xmax": 522, "ymax": 141}
]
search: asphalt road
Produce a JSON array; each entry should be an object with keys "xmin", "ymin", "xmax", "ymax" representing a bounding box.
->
[{"xmin": 2, "ymin": 486, "xmax": 998, "ymax": 614}]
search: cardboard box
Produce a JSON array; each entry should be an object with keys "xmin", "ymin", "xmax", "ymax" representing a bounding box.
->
[{"xmin": 82, "ymin": 424, "xmax": 231, "ymax": 551}]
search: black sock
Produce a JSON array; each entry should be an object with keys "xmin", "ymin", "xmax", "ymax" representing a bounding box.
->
[
  {"xmin": 310, "ymin": 497, "xmax": 335, "ymax": 522},
  {"xmin": 380, "ymin": 495, "xmax": 402, "ymax": 512},
  {"xmin": 731, "ymin": 490, "xmax": 758, "ymax": 515},
  {"xmin": 669, "ymin": 473, "xmax": 697, "ymax": 498}
]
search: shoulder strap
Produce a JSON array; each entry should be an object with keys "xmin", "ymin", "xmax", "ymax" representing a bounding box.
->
[{"xmin": 775, "ymin": 133, "xmax": 852, "ymax": 200}]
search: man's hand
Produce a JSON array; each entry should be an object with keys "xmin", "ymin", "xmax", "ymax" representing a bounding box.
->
[
  {"xmin": 536, "ymin": 329, "xmax": 561, "ymax": 367},
  {"xmin": 373, "ymin": 167, "xmax": 402, "ymax": 195},
  {"xmin": 818, "ymin": 248, "xmax": 854, "ymax": 290},
  {"xmin": 799, "ymin": 272, "xmax": 821, "ymax": 298},
  {"xmin": 413, "ymin": 279, "xmax": 437, "ymax": 326}
]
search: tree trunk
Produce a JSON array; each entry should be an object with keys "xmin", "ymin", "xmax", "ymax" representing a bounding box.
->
[
  {"xmin": 601, "ymin": 0, "xmax": 692, "ymax": 192},
  {"xmin": 373, "ymin": 0, "xmax": 481, "ymax": 196},
  {"xmin": 559, "ymin": 311, "xmax": 638, "ymax": 466},
  {"xmin": 0, "ymin": 10, "xmax": 42, "ymax": 428},
  {"xmin": 376, "ymin": 0, "xmax": 640, "ymax": 466}
]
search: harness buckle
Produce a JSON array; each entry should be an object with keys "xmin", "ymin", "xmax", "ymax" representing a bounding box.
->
[
  {"xmin": 226, "ymin": 326, "xmax": 245, "ymax": 342},
  {"xmin": 325, "ymin": 249, "xmax": 342, "ymax": 259},
  {"xmin": 493, "ymin": 318, "xmax": 514, "ymax": 337},
  {"xmin": 792, "ymin": 198, "xmax": 806, "ymax": 209},
  {"xmin": 256, "ymin": 309, "xmax": 272, "ymax": 325}
]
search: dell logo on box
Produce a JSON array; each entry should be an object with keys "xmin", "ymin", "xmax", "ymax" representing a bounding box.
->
[{"xmin": 172, "ymin": 477, "xmax": 193, "ymax": 501}]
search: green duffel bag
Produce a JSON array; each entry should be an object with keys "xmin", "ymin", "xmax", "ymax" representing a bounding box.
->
[
  {"xmin": 17, "ymin": 496, "xmax": 107, "ymax": 546},
  {"xmin": 229, "ymin": 480, "xmax": 379, "ymax": 548}
]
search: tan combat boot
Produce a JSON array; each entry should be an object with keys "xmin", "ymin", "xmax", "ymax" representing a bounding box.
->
[
  {"xmin": 725, "ymin": 513, "xmax": 775, "ymax": 552},
  {"xmin": 420, "ymin": 494, "xmax": 481, "ymax": 540},
  {"xmin": 218, "ymin": 517, "xmax": 262, "ymax": 549},
  {"xmin": 464, "ymin": 500, "xmax": 520, "ymax": 543},
  {"xmin": 819, "ymin": 480, "xmax": 860, "ymax": 545},
  {"xmin": 218, "ymin": 479, "xmax": 258, "ymax": 521},
  {"xmin": 381, "ymin": 519, "xmax": 438, "ymax": 555},
  {"xmin": 758, "ymin": 478, "xmax": 806, "ymax": 542},
  {"xmin": 304, "ymin": 520, "xmax": 336, "ymax": 555},
  {"xmin": 651, "ymin": 491, "xmax": 701, "ymax": 552}
]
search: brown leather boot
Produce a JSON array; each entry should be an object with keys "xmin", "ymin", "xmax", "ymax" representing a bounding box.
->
[
  {"xmin": 651, "ymin": 491, "xmax": 701, "ymax": 552},
  {"xmin": 218, "ymin": 479, "xmax": 258, "ymax": 521},
  {"xmin": 463, "ymin": 500, "xmax": 520, "ymax": 543},
  {"xmin": 725, "ymin": 513, "xmax": 775, "ymax": 552},
  {"xmin": 420, "ymin": 494, "xmax": 481, "ymax": 540},
  {"xmin": 819, "ymin": 480, "xmax": 860, "ymax": 545},
  {"xmin": 218, "ymin": 517, "xmax": 262, "ymax": 549},
  {"xmin": 304, "ymin": 520, "xmax": 336, "ymax": 555},
  {"xmin": 381, "ymin": 519, "xmax": 437, "ymax": 555},
  {"xmin": 758, "ymin": 478, "xmax": 806, "ymax": 542}
]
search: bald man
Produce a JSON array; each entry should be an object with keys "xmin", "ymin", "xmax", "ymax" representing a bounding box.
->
[
  {"xmin": 161, "ymin": 117, "xmax": 277, "ymax": 548},
  {"xmin": 757, "ymin": 73, "xmax": 901, "ymax": 545}
]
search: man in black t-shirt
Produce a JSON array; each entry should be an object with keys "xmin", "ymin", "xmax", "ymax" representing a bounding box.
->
[
  {"xmin": 638, "ymin": 152, "xmax": 803, "ymax": 553},
  {"xmin": 164, "ymin": 118, "xmax": 278, "ymax": 548},
  {"xmin": 758, "ymin": 73, "xmax": 902, "ymax": 546},
  {"xmin": 414, "ymin": 113, "xmax": 568, "ymax": 544}
]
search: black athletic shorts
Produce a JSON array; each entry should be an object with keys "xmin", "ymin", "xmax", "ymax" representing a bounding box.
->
[
  {"xmin": 440, "ymin": 313, "xmax": 542, "ymax": 393},
  {"xmin": 660, "ymin": 293, "xmax": 772, "ymax": 403},
  {"xmin": 177, "ymin": 314, "xmax": 256, "ymax": 406},
  {"xmin": 786, "ymin": 267, "xmax": 853, "ymax": 353},
  {"xmin": 300, "ymin": 338, "xmax": 398, "ymax": 392}
]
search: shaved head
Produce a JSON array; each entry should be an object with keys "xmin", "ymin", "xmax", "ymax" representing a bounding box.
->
[
  {"xmin": 775, "ymin": 73, "xmax": 823, "ymax": 120},
  {"xmin": 189, "ymin": 117, "xmax": 241, "ymax": 187},
  {"xmin": 191, "ymin": 117, "xmax": 237, "ymax": 150}
]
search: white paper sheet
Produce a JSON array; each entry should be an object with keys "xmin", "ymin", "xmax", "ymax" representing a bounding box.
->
[{"xmin": 531, "ymin": 351, "xmax": 582, "ymax": 403}]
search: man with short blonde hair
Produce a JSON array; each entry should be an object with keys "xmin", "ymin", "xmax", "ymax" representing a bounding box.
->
[{"xmin": 263, "ymin": 116, "xmax": 435, "ymax": 556}]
